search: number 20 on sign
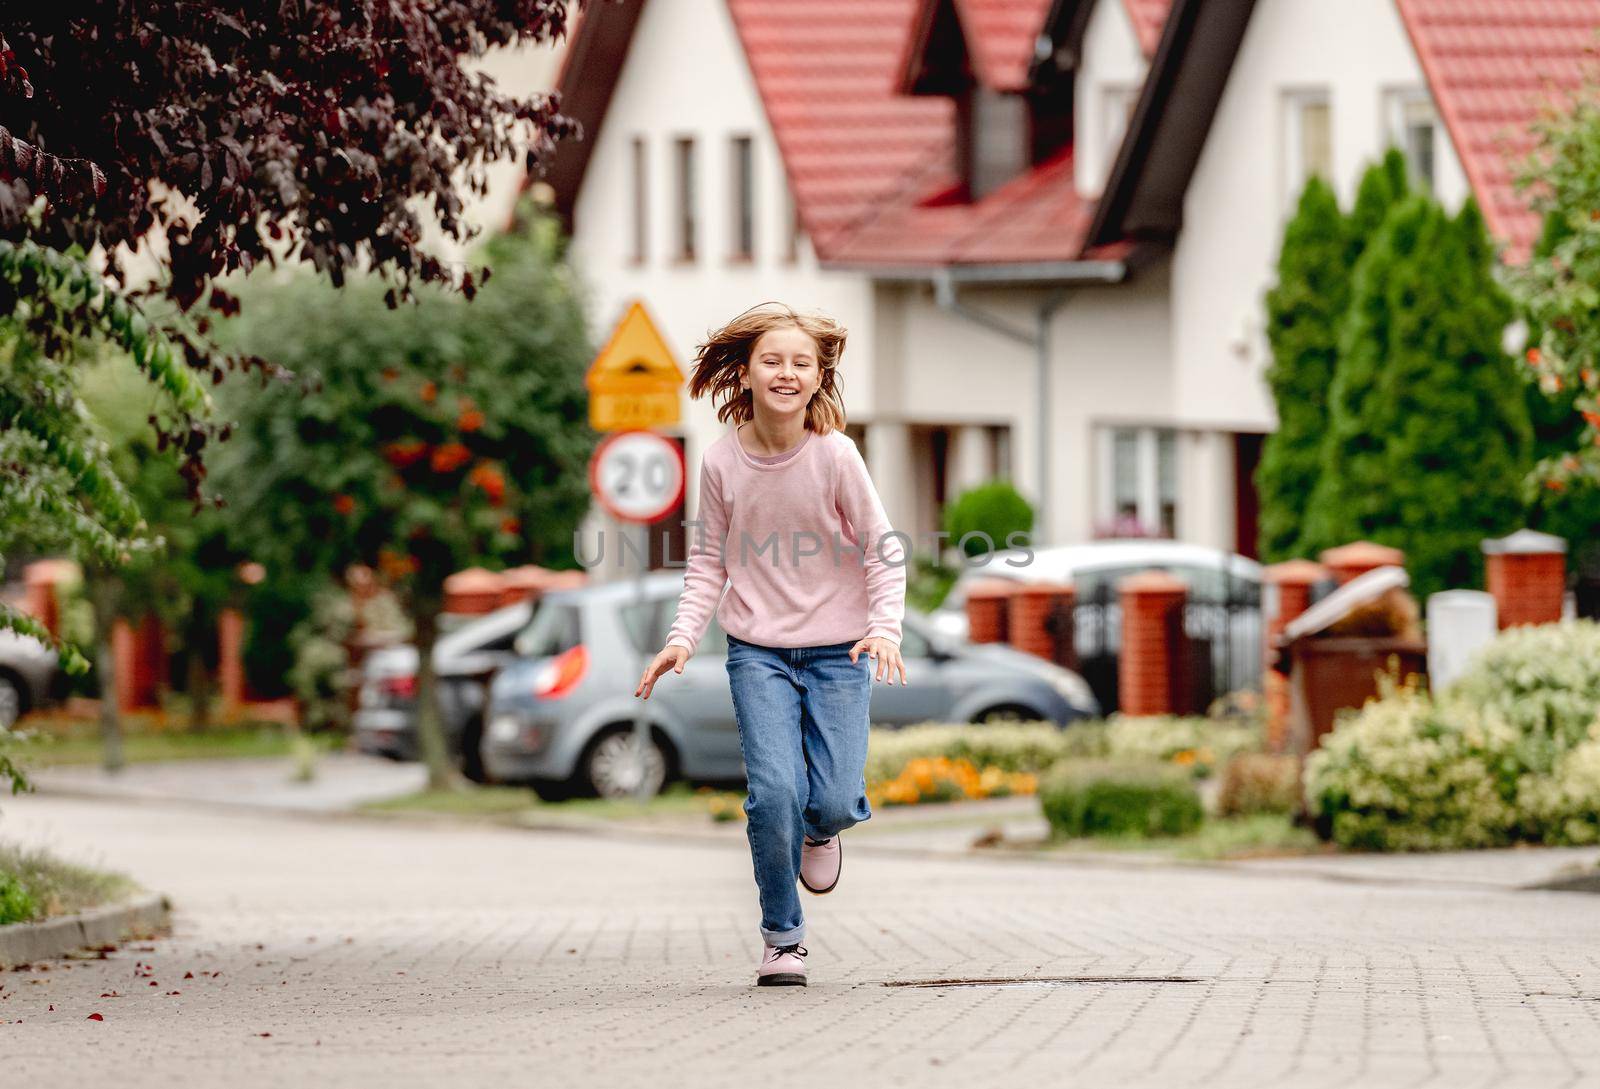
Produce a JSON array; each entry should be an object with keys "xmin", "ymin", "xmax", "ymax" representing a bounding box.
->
[{"xmin": 588, "ymin": 430, "xmax": 685, "ymax": 525}]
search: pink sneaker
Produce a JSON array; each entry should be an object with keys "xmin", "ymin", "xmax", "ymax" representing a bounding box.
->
[
  {"xmin": 756, "ymin": 942, "xmax": 808, "ymax": 987},
  {"xmin": 800, "ymin": 835, "xmax": 842, "ymax": 894}
]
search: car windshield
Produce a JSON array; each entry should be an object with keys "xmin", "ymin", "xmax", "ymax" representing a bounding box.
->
[{"xmin": 514, "ymin": 600, "xmax": 582, "ymax": 659}]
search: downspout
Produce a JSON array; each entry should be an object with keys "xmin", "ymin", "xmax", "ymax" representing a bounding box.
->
[{"xmin": 931, "ymin": 270, "xmax": 1074, "ymax": 546}]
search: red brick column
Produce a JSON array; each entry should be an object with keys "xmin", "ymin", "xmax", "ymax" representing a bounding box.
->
[
  {"xmin": 1483, "ymin": 529, "xmax": 1567, "ymax": 629},
  {"xmin": 1319, "ymin": 540, "xmax": 1405, "ymax": 585},
  {"xmin": 1008, "ymin": 582, "xmax": 1076, "ymax": 665},
  {"xmin": 22, "ymin": 560, "xmax": 70, "ymax": 637},
  {"xmin": 964, "ymin": 579, "xmax": 1017, "ymax": 645},
  {"xmin": 1118, "ymin": 572, "xmax": 1188, "ymax": 717},
  {"xmin": 1263, "ymin": 560, "xmax": 1328, "ymax": 753},
  {"xmin": 219, "ymin": 608, "xmax": 246, "ymax": 720}
]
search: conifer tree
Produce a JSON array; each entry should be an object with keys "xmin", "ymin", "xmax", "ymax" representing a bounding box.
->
[{"xmin": 1303, "ymin": 195, "xmax": 1532, "ymax": 598}]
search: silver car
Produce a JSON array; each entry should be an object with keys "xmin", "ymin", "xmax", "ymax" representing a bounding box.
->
[
  {"xmin": 0, "ymin": 627, "xmax": 64, "ymax": 728},
  {"xmin": 482, "ymin": 571, "xmax": 1099, "ymax": 800},
  {"xmin": 353, "ymin": 601, "xmax": 534, "ymax": 782}
]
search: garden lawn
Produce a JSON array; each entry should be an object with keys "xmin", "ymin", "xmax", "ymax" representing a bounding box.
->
[
  {"xmin": 10, "ymin": 717, "xmax": 338, "ymax": 768},
  {"xmin": 0, "ymin": 842, "xmax": 140, "ymax": 925}
]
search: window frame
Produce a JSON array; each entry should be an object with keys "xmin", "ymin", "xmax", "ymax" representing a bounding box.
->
[
  {"xmin": 1383, "ymin": 86, "xmax": 1438, "ymax": 191},
  {"xmin": 673, "ymin": 135, "xmax": 697, "ymax": 263},
  {"xmin": 1281, "ymin": 88, "xmax": 1333, "ymax": 211},
  {"xmin": 629, "ymin": 135, "xmax": 648, "ymax": 265},
  {"xmin": 729, "ymin": 134, "xmax": 755, "ymax": 263}
]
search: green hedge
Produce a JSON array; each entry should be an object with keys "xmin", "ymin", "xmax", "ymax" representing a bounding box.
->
[
  {"xmin": 1039, "ymin": 762, "xmax": 1203, "ymax": 840},
  {"xmin": 865, "ymin": 722, "xmax": 1101, "ymax": 783}
]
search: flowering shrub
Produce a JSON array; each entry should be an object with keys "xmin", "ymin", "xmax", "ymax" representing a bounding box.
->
[
  {"xmin": 1216, "ymin": 753, "xmax": 1302, "ymax": 817},
  {"xmin": 868, "ymin": 756, "xmax": 1038, "ymax": 807},
  {"xmin": 864, "ymin": 722, "xmax": 1100, "ymax": 784},
  {"xmin": 1105, "ymin": 715, "xmax": 1261, "ymax": 778},
  {"xmin": 1303, "ymin": 676, "xmax": 1520, "ymax": 851}
]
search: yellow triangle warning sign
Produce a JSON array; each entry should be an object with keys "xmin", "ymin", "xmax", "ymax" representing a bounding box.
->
[{"xmin": 585, "ymin": 301, "xmax": 685, "ymax": 432}]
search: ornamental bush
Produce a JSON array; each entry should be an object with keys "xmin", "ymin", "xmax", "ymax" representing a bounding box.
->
[
  {"xmin": 1305, "ymin": 622, "xmax": 1600, "ymax": 850},
  {"xmin": 1216, "ymin": 753, "xmax": 1302, "ymax": 818},
  {"xmin": 1104, "ymin": 715, "xmax": 1261, "ymax": 777},
  {"xmin": 1039, "ymin": 762, "xmax": 1203, "ymax": 839},
  {"xmin": 863, "ymin": 721, "xmax": 1100, "ymax": 783},
  {"xmin": 942, "ymin": 481, "xmax": 1035, "ymax": 559}
]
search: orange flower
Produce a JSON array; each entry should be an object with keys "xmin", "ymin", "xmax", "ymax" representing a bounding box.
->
[
  {"xmin": 457, "ymin": 408, "xmax": 486, "ymax": 433},
  {"xmin": 468, "ymin": 462, "xmax": 506, "ymax": 505},
  {"xmin": 1527, "ymin": 347, "xmax": 1543, "ymax": 366},
  {"xmin": 1546, "ymin": 478, "xmax": 1568, "ymax": 492},
  {"xmin": 377, "ymin": 549, "xmax": 420, "ymax": 580},
  {"xmin": 332, "ymin": 494, "xmax": 355, "ymax": 515},
  {"xmin": 419, "ymin": 380, "xmax": 438, "ymax": 404},
  {"xmin": 500, "ymin": 516, "xmax": 522, "ymax": 535},
  {"xmin": 1583, "ymin": 411, "xmax": 1600, "ymax": 430},
  {"xmin": 430, "ymin": 442, "xmax": 472, "ymax": 473},
  {"xmin": 381, "ymin": 367, "xmax": 400, "ymax": 384},
  {"xmin": 382, "ymin": 440, "xmax": 429, "ymax": 468}
]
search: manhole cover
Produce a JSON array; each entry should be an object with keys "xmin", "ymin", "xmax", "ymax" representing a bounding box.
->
[{"xmin": 882, "ymin": 976, "xmax": 1205, "ymax": 990}]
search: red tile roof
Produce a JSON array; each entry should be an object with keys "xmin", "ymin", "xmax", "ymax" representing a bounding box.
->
[
  {"xmin": 727, "ymin": 0, "xmax": 955, "ymax": 255},
  {"xmin": 1122, "ymin": 0, "xmax": 1174, "ymax": 56},
  {"xmin": 955, "ymin": 0, "xmax": 1055, "ymax": 91},
  {"xmin": 828, "ymin": 146, "xmax": 1099, "ymax": 265},
  {"xmin": 1396, "ymin": 0, "xmax": 1600, "ymax": 259},
  {"xmin": 728, "ymin": 0, "xmax": 1090, "ymax": 266}
]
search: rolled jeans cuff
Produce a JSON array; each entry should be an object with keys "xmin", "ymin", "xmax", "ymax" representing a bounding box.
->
[{"xmin": 761, "ymin": 922, "xmax": 806, "ymax": 947}]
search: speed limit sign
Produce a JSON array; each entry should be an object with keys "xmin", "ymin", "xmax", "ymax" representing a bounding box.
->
[{"xmin": 588, "ymin": 430, "xmax": 686, "ymax": 525}]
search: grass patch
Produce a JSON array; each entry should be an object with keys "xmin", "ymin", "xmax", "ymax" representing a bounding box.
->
[
  {"xmin": 1046, "ymin": 813, "xmax": 1324, "ymax": 861},
  {"xmin": 0, "ymin": 843, "xmax": 139, "ymax": 925},
  {"xmin": 9, "ymin": 717, "xmax": 339, "ymax": 768}
]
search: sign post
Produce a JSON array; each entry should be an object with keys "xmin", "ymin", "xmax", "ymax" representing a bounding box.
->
[{"xmin": 585, "ymin": 301, "xmax": 686, "ymax": 802}]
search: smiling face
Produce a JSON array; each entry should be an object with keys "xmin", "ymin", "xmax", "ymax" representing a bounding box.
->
[{"xmin": 740, "ymin": 324, "xmax": 822, "ymax": 422}]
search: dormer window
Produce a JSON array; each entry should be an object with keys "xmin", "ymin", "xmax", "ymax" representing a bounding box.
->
[
  {"xmin": 900, "ymin": 0, "xmax": 1072, "ymax": 203},
  {"xmin": 960, "ymin": 87, "xmax": 1029, "ymax": 200}
]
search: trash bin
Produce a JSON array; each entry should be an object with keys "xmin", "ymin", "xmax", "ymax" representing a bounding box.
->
[{"xmin": 1277, "ymin": 566, "xmax": 1427, "ymax": 755}]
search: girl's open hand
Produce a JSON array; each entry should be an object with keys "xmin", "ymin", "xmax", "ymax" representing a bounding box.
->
[
  {"xmin": 635, "ymin": 644, "xmax": 688, "ymax": 700},
  {"xmin": 850, "ymin": 636, "xmax": 907, "ymax": 686}
]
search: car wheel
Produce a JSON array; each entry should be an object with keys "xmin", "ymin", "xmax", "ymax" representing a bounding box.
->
[
  {"xmin": 458, "ymin": 716, "xmax": 490, "ymax": 785},
  {"xmin": 584, "ymin": 727, "xmax": 668, "ymax": 800},
  {"xmin": 0, "ymin": 674, "xmax": 22, "ymax": 729}
]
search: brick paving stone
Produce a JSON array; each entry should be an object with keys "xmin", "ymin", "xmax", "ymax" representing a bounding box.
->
[{"xmin": 3, "ymin": 794, "xmax": 1600, "ymax": 1089}]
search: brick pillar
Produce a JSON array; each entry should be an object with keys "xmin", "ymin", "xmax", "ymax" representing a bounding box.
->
[
  {"xmin": 22, "ymin": 560, "xmax": 69, "ymax": 637},
  {"xmin": 1319, "ymin": 540, "xmax": 1405, "ymax": 585},
  {"xmin": 1118, "ymin": 572, "xmax": 1188, "ymax": 717},
  {"xmin": 1008, "ymin": 582, "xmax": 1076, "ymax": 666},
  {"xmin": 1263, "ymin": 560, "xmax": 1328, "ymax": 753},
  {"xmin": 1483, "ymin": 529, "xmax": 1567, "ymax": 629},
  {"xmin": 219, "ymin": 608, "xmax": 246, "ymax": 720},
  {"xmin": 964, "ymin": 579, "xmax": 1017, "ymax": 645}
]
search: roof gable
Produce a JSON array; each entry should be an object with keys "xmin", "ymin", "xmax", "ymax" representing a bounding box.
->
[
  {"xmin": 899, "ymin": 0, "xmax": 1056, "ymax": 93},
  {"xmin": 1395, "ymin": 0, "xmax": 1600, "ymax": 260},
  {"xmin": 1123, "ymin": 0, "xmax": 1174, "ymax": 56}
]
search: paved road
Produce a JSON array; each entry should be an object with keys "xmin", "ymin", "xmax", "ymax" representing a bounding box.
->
[{"xmin": 4, "ymin": 794, "xmax": 1600, "ymax": 1089}]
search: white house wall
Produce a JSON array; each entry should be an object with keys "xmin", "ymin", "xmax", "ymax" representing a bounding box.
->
[
  {"xmin": 1075, "ymin": 0, "xmax": 1151, "ymax": 200},
  {"xmin": 567, "ymin": 0, "xmax": 877, "ymax": 575},
  {"xmin": 1169, "ymin": 0, "xmax": 1471, "ymax": 433}
]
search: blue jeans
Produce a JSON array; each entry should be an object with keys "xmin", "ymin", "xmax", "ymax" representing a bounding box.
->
[{"xmin": 725, "ymin": 632, "xmax": 873, "ymax": 946}]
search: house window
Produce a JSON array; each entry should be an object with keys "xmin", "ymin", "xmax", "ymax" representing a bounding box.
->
[
  {"xmin": 674, "ymin": 137, "xmax": 696, "ymax": 262},
  {"xmin": 1386, "ymin": 89, "xmax": 1437, "ymax": 190},
  {"xmin": 783, "ymin": 185, "xmax": 802, "ymax": 263},
  {"xmin": 1283, "ymin": 90, "xmax": 1333, "ymax": 206},
  {"xmin": 987, "ymin": 424, "xmax": 1012, "ymax": 481},
  {"xmin": 1101, "ymin": 85, "xmax": 1141, "ymax": 162},
  {"xmin": 960, "ymin": 87, "xmax": 1028, "ymax": 200},
  {"xmin": 1097, "ymin": 425, "xmax": 1179, "ymax": 538},
  {"xmin": 629, "ymin": 137, "xmax": 647, "ymax": 263},
  {"xmin": 730, "ymin": 135, "xmax": 755, "ymax": 261}
]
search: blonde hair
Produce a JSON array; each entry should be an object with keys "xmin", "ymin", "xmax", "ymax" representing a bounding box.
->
[{"xmin": 687, "ymin": 302, "xmax": 848, "ymax": 434}]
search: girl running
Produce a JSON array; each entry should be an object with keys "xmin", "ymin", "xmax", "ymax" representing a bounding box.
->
[{"xmin": 633, "ymin": 301, "xmax": 908, "ymax": 988}]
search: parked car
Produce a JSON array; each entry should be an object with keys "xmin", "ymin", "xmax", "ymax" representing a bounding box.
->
[
  {"xmin": 481, "ymin": 570, "xmax": 1100, "ymax": 801},
  {"xmin": 0, "ymin": 627, "xmax": 65, "ymax": 728},
  {"xmin": 929, "ymin": 539, "xmax": 1265, "ymax": 712},
  {"xmin": 353, "ymin": 600, "xmax": 534, "ymax": 781}
]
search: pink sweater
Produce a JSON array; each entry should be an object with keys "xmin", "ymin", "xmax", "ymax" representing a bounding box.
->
[{"xmin": 664, "ymin": 424, "xmax": 907, "ymax": 656}]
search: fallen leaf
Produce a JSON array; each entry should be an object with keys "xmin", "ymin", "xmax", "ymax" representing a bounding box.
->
[
  {"xmin": 183, "ymin": 972, "xmax": 194, "ymax": 980},
  {"xmin": 87, "ymin": 1013, "xmax": 104, "ymax": 1021}
]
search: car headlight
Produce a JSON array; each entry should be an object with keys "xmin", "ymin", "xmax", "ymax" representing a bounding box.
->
[
  {"xmin": 489, "ymin": 715, "xmax": 523, "ymax": 744},
  {"xmin": 1047, "ymin": 670, "xmax": 1096, "ymax": 712}
]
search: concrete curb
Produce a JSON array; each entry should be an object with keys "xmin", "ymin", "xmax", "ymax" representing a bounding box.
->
[{"xmin": 0, "ymin": 891, "xmax": 172, "ymax": 969}]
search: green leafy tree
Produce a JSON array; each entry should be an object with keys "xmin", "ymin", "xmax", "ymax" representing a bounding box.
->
[
  {"xmin": 216, "ymin": 209, "xmax": 595, "ymax": 790},
  {"xmin": 1304, "ymin": 194, "xmax": 1533, "ymax": 598},
  {"xmin": 1256, "ymin": 177, "xmax": 1350, "ymax": 562}
]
